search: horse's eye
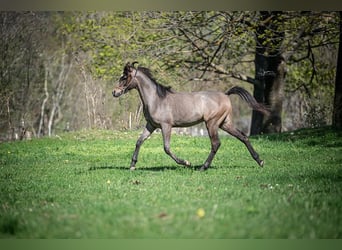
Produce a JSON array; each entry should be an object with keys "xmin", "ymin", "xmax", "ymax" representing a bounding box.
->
[{"xmin": 119, "ymin": 76, "xmax": 128, "ymax": 85}]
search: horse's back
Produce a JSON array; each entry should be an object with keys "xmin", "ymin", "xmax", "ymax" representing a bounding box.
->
[
  {"xmin": 170, "ymin": 90, "xmax": 230, "ymax": 108},
  {"xmin": 169, "ymin": 91, "xmax": 232, "ymax": 122},
  {"xmin": 197, "ymin": 91, "xmax": 231, "ymax": 110},
  {"xmin": 197, "ymin": 91, "xmax": 232, "ymax": 120}
]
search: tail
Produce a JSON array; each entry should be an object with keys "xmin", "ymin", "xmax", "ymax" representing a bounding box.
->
[{"xmin": 226, "ymin": 86, "xmax": 270, "ymax": 115}]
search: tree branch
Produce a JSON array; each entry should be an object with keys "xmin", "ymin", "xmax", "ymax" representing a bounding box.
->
[{"xmin": 179, "ymin": 27, "xmax": 259, "ymax": 86}]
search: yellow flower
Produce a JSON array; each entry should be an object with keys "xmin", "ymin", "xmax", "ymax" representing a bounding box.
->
[
  {"xmin": 196, "ymin": 208, "xmax": 205, "ymax": 218},
  {"xmin": 106, "ymin": 180, "xmax": 111, "ymax": 184}
]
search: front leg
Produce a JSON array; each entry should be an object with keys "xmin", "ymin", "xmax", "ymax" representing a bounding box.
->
[
  {"xmin": 161, "ymin": 123, "xmax": 191, "ymax": 167},
  {"xmin": 130, "ymin": 123, "xmax": 155, "ymax": 170}
]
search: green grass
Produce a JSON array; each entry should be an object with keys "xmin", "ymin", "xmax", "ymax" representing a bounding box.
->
[{"xmin": 0, "ymin": 127, "xmax": 341, "ymax": 238}]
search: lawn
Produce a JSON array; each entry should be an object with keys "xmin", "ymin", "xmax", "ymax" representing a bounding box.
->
[{"xmin": 0, "ymin": 127, "xmax": 341, "ymax": 238}]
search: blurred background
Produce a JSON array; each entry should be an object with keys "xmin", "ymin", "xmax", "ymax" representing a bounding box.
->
[{"xmin": 0, "ymin": 11, "xmax": 340, "ymax": 141}]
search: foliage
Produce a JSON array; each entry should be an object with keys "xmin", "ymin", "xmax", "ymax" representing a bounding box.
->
[
  {"xmin": 0, "ymin": 127, "xmax": 341, "ymax": 238},
  {"xmin": 0, "ymin": 12, "xmax": 47, "ymax": 136},
  {"xmin": 284, "ymin": 12, "xmax": 338, "ymax": 128},
  {"xmin": 161, "ymin": 11, "xmax": 339, "ymax": 133},
  {"xmin": 0, "ymin": 12, "xmax": 76, "ymax": 139},
  {"xmin": 0, "ymin": 11, "xmax": 340, "ymax": 139},
  {"xmin": 63, "ymin": 12, "xmax": 172, "ymax": 80}
]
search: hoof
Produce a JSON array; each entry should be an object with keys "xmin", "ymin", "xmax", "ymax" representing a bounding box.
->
[
  {"xmin": 130, "ymin": 167, "xmax": 136, "ymax": 171},
  {"xmin": 259, "ymin": 160, "xmax": 264, "ymax": 167}
]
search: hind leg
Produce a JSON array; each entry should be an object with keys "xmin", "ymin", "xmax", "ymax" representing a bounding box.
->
[{"xmin": 221, "ymin": 123, "xmax": 264, "ymax": 167}]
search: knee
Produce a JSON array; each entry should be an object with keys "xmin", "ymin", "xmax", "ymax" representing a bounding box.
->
[{"xmin": 213, "ymin": 141, "xmax": 221, "ymax": 152}]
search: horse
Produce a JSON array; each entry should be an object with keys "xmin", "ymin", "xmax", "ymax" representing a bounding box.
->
[{"xmin": 112, "ymin": 62, "xmax": 269, "ymax": 171}]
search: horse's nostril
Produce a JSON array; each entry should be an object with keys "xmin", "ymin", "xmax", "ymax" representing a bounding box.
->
[{"xmin": 113, "ymin": 90, "xmax": 121, "ymax": 97}]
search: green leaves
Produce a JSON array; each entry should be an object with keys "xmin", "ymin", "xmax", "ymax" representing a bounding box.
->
[{"xmin": 62, "ymin": 12, "xmax": 174, "ymax": 80}]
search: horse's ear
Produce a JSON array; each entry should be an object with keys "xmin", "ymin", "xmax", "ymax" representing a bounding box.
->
[
  {"xmin": 124, "ymin": 62, "xmax": 133, "ymax": 72},
  {"xmin": 132, "ymin": 61, "xmax": 139, "ymax": 69}
]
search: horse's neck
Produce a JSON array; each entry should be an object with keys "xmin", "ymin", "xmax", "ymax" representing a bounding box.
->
[{"xmin": 136, "ymin": 75, "xmax": 159, "ymax": 111}]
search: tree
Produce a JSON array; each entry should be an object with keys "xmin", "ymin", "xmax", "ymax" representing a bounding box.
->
[
  {"xmin": 0, "ymin": 12, "xmax": 48, "ymax": 139},
  {"xmin": 333, "ymin": 11, "xmax": 342, "ymax": 128},
  {"xmin": 63, "ymin": 11, "xmax": 181, "ymax": 130},
  {"xmin": 0, "ymin": 12, "xmax": 75, "ymax": 139},
  {"xmin": 161, "ymin": 11, "xmax": 287, "ymax": 134},
  {"xmin": 161, "ymin": 11, "xmax": 339, "ymax": 134},
  {"xmin": 1, "ymin": 11, "xmax": 338, "ymax": 139},
  {"xmin": 251, "ymin": 11, "xmax": 285, "ymax": 134}
]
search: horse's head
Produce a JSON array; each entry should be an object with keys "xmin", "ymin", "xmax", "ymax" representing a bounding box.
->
[{"xmin": 112, "ymin": 61, "xmax": 139, "ymax": 97}]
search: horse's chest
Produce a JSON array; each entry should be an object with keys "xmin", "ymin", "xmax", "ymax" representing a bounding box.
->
[{"xmin": 143, "ymin": 105, "xmax": 172, "ymax": 126}]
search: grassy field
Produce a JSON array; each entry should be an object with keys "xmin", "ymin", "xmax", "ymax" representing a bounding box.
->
[{"xmin": 0, "ymin": 127, "xmax": 341, "ymax": 238}]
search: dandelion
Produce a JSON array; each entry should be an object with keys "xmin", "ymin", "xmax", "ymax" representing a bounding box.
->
[
  {"xmin": 196, "ymin": 208, "xmax": 205, "ymax": 218},
  {"xmin": 106, "ymin": 180, "xmax": 111, "ymax": 184}
]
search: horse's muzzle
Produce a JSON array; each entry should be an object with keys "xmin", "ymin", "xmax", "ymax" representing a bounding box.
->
[{"xmin": 112, "ymin": 89, "xmax": 123, "ymax": 97}]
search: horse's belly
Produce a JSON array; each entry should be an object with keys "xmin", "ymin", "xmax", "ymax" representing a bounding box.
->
[
  {"xmin": 173, "ymin": 116, "xmax": 204, "ymax": 127},
  {"xmin": 149, "ymin": 91, "xmax": 229, "ymax": 127},
  {"xmin": 170, "ymin": 98, "xmax": 202, "ymax": 122}
]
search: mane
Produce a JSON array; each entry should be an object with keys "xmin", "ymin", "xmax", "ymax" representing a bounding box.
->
[{"xmin": 137, "ymin": 66, "xmax": 173, "ymax": 98}]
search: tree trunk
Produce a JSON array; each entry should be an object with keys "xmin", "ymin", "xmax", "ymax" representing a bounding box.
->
[
  {"xmin": 333, "ymin": 11, "xmax": 342, "ymax": 128},
  {"xmin": 250, "ymin": 11, "xmax": 285, "ymax": 135},
  {"xmin": 38, "ymin": 65, "xmax": 49, "ymax": 137},
  {"xmin": 47, "ymin": 50, "xmax": 70, "ymax": 136},
  {"xmin": 262, "ymin": 55, "xmax": 286, "ymax": 134},
  {"xmin": 48, "ymin": 98, "xmax": 57, "ymax": 137},
  {"xmin": 251, "ymin": 33, "xmax": 266, "ymax": 135}
]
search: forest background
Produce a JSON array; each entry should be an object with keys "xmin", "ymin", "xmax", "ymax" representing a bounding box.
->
[{"xmin": 0, "ymin": 11, "xmax": 341, "ymax": 141}]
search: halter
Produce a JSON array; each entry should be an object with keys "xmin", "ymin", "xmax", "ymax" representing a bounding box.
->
[{"xmin": 122, "ymin": 67, "xmax": 138, "ymax": 94}]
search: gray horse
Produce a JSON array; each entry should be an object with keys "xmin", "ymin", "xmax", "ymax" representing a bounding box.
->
[{"xmin": 113, "ymin": 62, "xmax": 269, "ymax": 171}]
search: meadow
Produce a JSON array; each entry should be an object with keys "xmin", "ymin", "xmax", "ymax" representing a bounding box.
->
[{"xmin": 0, "ymin": 127, "xmax": 341, "ymax": 238}]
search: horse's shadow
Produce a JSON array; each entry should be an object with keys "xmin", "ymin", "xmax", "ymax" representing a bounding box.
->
[
  {"xmin": 88, "ymin": 165, "xmax": 205, "ymax": 172},
  {"xmin": 76, "ymin": 164, "xmax": 252, "ymax": 176}
]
